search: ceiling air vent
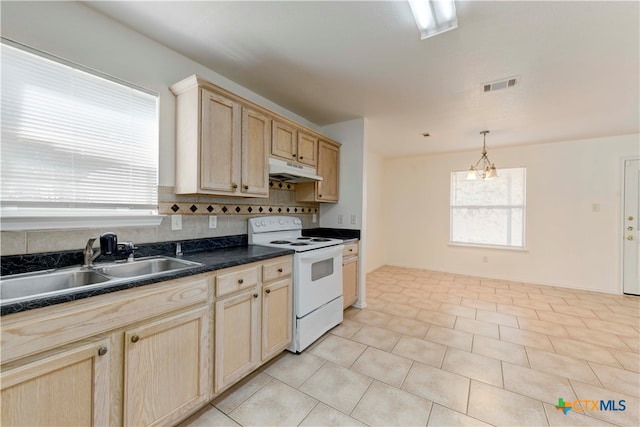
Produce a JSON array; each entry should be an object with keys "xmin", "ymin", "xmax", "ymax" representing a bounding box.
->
[{"xmin": 483, "ymin": 76, "xmax": 520, "ymax": 92}]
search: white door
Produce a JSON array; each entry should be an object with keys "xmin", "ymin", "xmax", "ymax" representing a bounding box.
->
[{"xmin": 623, "ymin": 159, "xmax": 640, "ymax": 295}]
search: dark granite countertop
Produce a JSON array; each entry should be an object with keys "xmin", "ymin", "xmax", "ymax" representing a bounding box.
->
[{"xmin": 1, "ymin": 238, "xmax": 293, "ymax": 316}]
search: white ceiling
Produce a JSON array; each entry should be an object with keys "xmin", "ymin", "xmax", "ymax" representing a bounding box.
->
[{"xmin": 84, "ymin": 1, "xmax": 639, "ymax": 157}]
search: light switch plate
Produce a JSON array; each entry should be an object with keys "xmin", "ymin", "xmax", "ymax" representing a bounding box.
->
[
  {"xmin": 312, "ymin": 214, "xmax": 317, "ymax": 223},
  {"xmin": 350, "ymin": 214, "xmax": 357, "ymax": 225},
  {"xmin": 337, "ymin": 214, "xmax": 343, "ymax": 225},
  {"xmin": 209, "ymin": 215, "xmax": 217, "ymax": 229},
  {"xmin": 171, "ymin": 214, "xmax": 182, "ymax": 231}
]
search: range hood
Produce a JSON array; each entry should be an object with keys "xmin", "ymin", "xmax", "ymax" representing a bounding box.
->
[{"xmin": 268, "ymin": 157, "xmax": 322, "ymax": 183}]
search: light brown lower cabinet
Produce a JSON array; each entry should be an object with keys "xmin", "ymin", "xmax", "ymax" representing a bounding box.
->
[
  {"xmin": 0, "ymin": 255, "xmax": 293, "ymax": 426},
  {"xmin": 123, "ymin": 307, "xmax": 210, "ymax": 427},
  {"xmin": 342, "ymin": 242, "xmax": 359, "ymax": 308},
  {"xmin": 262, "ymin": 277, "xmax": 292, "ymax": 360},
  {"xmin": 1, "ymin": 339, "xmax": 111, "ymax": 427},
  {"xmin": 214, "ymin": 286, "xmax": 261, "ymax": 394}
]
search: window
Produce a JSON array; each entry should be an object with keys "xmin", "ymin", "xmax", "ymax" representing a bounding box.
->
[
  {"xmin": 450, "ymin": 167, "xmax": 526, "ymax": 248},
  {"xmin": 0, "ymin": 40, "xmax": 160, "ymax": 230}
]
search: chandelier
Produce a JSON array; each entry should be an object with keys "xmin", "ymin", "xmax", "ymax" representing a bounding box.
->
[{"xmin": 467, "ymin": 130, "xmax": 498, "ymax": 180}]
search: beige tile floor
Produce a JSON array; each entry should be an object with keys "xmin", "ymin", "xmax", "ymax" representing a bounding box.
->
[{"xmin": 181, "ymin": 266, "xmax": 640, "ymax": 427}]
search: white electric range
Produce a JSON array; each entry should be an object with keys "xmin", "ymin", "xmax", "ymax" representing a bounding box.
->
[{"xmin": 248, "ymin": 216, "xmax": 344, "ymax": 352}]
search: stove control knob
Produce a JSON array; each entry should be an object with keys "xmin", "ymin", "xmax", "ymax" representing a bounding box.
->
[
  {"xmin": 254, "ymin": 222, "xmax": 260, "ymax": 228},
  {"xmin": 261, "ymin": 220, "xmax": 266, "ymax": 226},
  {"xmin": 279, "ymin": 219, "xmax": 285, "ymax": 225}
]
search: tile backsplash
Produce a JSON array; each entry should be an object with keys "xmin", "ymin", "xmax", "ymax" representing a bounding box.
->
[{"xmin": 0, "ymin": 183, "xmax": 320, "ymax": 256}]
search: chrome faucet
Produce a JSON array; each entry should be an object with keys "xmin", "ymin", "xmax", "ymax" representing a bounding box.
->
[{"xmin": 83, "ymin": 238, "xmax": 101, "ymax": 268}]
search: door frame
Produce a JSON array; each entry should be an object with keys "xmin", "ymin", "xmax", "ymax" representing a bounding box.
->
[{"xmin": 620, "ymin": 155, "xmax": 640, "ymax": 295}]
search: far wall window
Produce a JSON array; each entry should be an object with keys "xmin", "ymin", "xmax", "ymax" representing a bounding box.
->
[{"xmin": 450, "ymin": 167, "xmax": 526, "ymax": 248}]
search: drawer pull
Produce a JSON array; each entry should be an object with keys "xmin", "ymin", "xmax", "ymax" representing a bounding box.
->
[
  {"xmin": 131, "ymin": 335, "xmax": 140, "ymax": 343},
  {"xmin": 243, "ymin": 185, "xmax": 249, "ymax": 190},
  {"xmin": 98, "ymin": 347, "xmax": 108, "ymax": 356},
  {"xmin": 277, "ymin": 268, "xmax": 283, "ymax": 273},
  {"xmin": 232, "ymin": 183, "xmax": 238, "ymax": 189},
  {"xmin": 349, "ymin": 249, "xmax": 353, "ymax": 252},
  {"xmin": 253, "ymin": 293, "xmax": 259, "ymax": 298},
  {"xmin": 238, "ymin": 279, "xmax": 244, "ymax": 284},
  {"xmin": 299, "ymin": 156, "xmax": 304, "ymax": 160},
  {"xmin": 265, "ymin": 289, "xmax": 271, "ymax": 294}
]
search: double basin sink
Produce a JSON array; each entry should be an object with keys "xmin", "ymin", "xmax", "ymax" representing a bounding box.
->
[{"xmin": 0, "ymin": 256, "xmax": 203, "ymax": 305}]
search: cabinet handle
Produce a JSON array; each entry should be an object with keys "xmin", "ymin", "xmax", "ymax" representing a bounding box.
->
[
  {"xmin": 232, "ymin": 183, "xmax": 238, "ymax": 189},
  {"xmin": 318, "ymin": 194, "xmax": 322, "ymax": 198},
  {"xmin": 265, "ymin": 289, "xmax": 271, "ymax": 294},
  {"xmin": 292, "ymin": 154, "xmax": 297, "ymax": 158},
  {"xmin": 299, "ymin": 156, "xmax": 304, "ymax": 160},
  {"xmin": 131, "ymin": 335, "xmax": 140, "ymax": 343},
  {"xmin": 238, "ymin": 279, "xmax": 244, "ymax": 284},
  {"xmin": 98, "ymin": 346, "xmax": 108, "ymax": 356},
  {"xmin": 243, "ymin": 185, "xmax": 249, "ymax": 190},
  {"xmin": 349, "ymin": 249, "xmax": 353, "ymax": 252},
  {"xmin": 277, "ymin": 268, "xmax": 283, "ymax": 273},
  {"xmin": 253, "ymin": 293, "xmax": 259, "ymax": 298}
]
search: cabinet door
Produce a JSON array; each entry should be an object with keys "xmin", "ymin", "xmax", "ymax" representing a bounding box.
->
[
  {"xmin": 1, "ymin": 339, "xmax": 110, "ymax": 427},
  {"xmin": 241, "ymin": 108, "xmax": 269, "ymax": 197},
  {"xmin": 262, "ymin": 278, "xmax": 292, "ymax": 361},
  {"xmin": 317, "ymin": 140, "xmax": 340, "ymax": 202},
  {"xmin": 214, "ymin": 288, "xmax": 260, "ymax": 393},
  {"xmin": 123, "ymin": 307, "xmax": 209, "ymax": 427},
  {"xmin": 271, "ymin": 120, "xmax": 297, "ymax": 161},
  {"xmin": 343, "ymin": 257, "xmax": 358, "ymax": 309},
  {"xmin": 297, "ymin": 132, "xmax": 318, "ymax": 167},
  {"xmin": 201, "ymin": 89, "xmax": 241, "ymax": 193}
]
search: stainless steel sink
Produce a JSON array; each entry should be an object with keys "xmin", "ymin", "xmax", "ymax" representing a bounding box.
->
[
  {"xmin": 0, "ymin": 269, "xmax": 111, "ymax": 302},
  {"xmin": 94, "ymin": 256, "xmax": 202, "ymax": 278},
  {"xmin": 0, "ymin": 256, "xmax": 203, "ymax": 305}
]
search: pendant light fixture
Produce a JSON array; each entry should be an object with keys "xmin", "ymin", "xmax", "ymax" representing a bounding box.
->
[{"xmin": 467, "ymin": 130, "xmax": 498, "ymax": 180}]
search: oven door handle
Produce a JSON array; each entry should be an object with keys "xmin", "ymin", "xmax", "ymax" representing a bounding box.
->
[{"xmin": 297, "ymin": 244, "xmax": 344, "ymax": 262}]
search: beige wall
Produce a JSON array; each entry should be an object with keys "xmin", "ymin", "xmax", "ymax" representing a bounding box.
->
[
  {"xmin": 380, "ymin": 133, "xmax": 639, "ymax": 294},
  {"xmin": 365, "ymin": 150, "xmax": 386, "ymax": 273}
]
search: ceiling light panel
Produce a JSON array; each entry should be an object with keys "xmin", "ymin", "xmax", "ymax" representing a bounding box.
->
[{"xmin": 409, "ymin": 0, "xmax": 458, "ymax": 40}]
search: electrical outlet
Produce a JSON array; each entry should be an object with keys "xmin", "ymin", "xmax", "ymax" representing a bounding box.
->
[
  {"xmin": 337, "ymin": 214, "xmax": 343, "ymax": 225},
  {"xmin": 171, "ymin": 214, "xmax": 182, "ymax": 231},
  {"xmin": 209, "ymin": 215, "xmax": 217, "ymax": 229},
  {"xmin": 350, "ymin": 214, "xmax": 357, "ymax": 225},
  {"xmin": 592, "ymin": 203, "xmax": 600, "ymax": 212},
  {"xmin": 312, "ymin": 214, "xmax": 317, "ymax": 223}
]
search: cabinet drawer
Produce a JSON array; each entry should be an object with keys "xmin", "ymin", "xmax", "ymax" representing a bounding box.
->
[
  {"xmin": 262, "ymin": 259, "xmax": 292, "ymax": 283},
  {"xmin": 216, "ymin": 266, "xmax": 259, "ymax": 297},
  {"xmin": 343, "ymin": 242, "xmax": 358, "ymax": 257}
]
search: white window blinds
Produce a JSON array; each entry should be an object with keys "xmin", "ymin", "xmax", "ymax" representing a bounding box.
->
[
  {"xmin": 450, "ymin": 167, "xmax": 526, "ymax": 248},
  {"xmin": 1, "ymin": 41, "xmax": 159, "ymax": 214}
]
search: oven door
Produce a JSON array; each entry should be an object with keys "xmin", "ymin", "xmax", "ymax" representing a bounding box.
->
[{"xmin": 294, "ymin": 244, "xmax": 344, "ymax": 318}]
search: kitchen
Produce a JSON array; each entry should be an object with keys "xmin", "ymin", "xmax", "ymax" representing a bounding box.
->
[{"xmin": 1, "ymin": 1, "xmax": 639, "ymax": 426}]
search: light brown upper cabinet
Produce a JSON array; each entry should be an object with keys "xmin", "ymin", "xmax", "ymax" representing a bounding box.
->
[
  {"xmin": 271, "ymin": 120, "xmax": 297, "ymax": 162},
  {"xmin": 271, "ymin": 120, "xmax": 318, "ymax": 168},
  {"xmin": 171, "ymin": 79, "xmax": 268, "ymax": 197},
  {"xmin": 297, "ymin": 132, "xmax": 318, "ymax": 167},
  {"xmin": 296, "ymin": 140, "xmax": 340, "ymax": 203}
]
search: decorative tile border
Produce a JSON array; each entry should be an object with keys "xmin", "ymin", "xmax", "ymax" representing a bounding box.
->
[
  {"xmin": 159, "ymin": 202, "xmax": 318, "ymax": 216},
  {"xmin": 269, "ymin": 180, "xmax": 296, "ymax": 191},
  {"xmin": 157, "ymin": 180, "xmax": 316, "ymax": 215}
]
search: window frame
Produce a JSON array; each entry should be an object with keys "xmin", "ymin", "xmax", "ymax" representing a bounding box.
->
[
  {"xmin": 449, "ymin": 167, "xmax": 527, "ymax": 250},
  {"xmin": 0, "ymin": 38, "xmax": 163, "ymax": 231}
]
